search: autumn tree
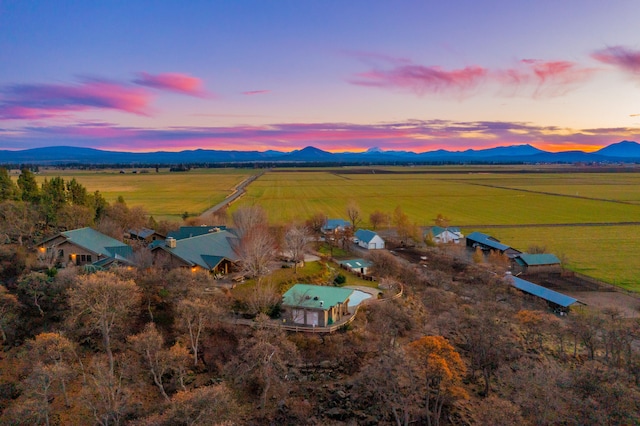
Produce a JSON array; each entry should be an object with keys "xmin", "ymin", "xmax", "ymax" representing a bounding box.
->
[
  {"xmin": 472, "ymin": 246, "xmax": 484, "ymax": 263},
  {"xmin": 0, "ymin": 284, "xmax": 19, "ymax": 344},
  {"xmin": 406, "ymin": 336, "xmax": 467, "ymax": 426},
  {"xmin": 369, "ymin": 209, "xmax": 389, "ymax": 230},
  {"xmin": 132, "ymin": 384, "xmax": 240, "ymax": 426},
  {"xmin": 283, "ymin": 223, "xmax": 310, "ymax": 273},
  {"xmin": 434, "ymin": 213, "xmax": 450, "ymax": 228},
  {"xmin": 346, "ymin": 200, "xmax": 362, "ymax": 230},
  {"xmin": 305, "ymin": 212, "xmax": 327, "ymax": 237},
  {"xmin": 0, "ymin": 201, "xmax": 39, "ymax": 245},
  {"xmin": 30, "ymin": 332, "xmax": 77, "ymax": 407},
  {"xmin": 68, "ymin": 271, "xmax": 142, "ymax": 376}
]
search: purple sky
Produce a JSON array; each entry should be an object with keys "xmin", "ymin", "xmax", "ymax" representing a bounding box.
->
[{"xmin": 2, "ymin": 1, "xmax": 640, "ymax": 153}]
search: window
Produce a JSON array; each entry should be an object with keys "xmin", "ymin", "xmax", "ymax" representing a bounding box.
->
[
  {"xmin": 87, "ymin": 255, "xmax": 92, "ymax": 262},
  {"xmin": 80, "ymin": 255, "xmax": 86, "ymax": 262}
]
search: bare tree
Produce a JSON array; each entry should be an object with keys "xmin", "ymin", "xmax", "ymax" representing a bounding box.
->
[
  {"xmin": 283, "ymin": 223, "xmax": 310, "ymax": 273},
  {"xmin": 175, "ymin": 298, "xmax": 219, "ymax": 366},
  {"xmin": 81, "ymin": 355, "xmax": 132, "ymax": 426},
  {"xmin": 234, "ymin": 224, "xmax": 277, "ymax": 281},
  {"xmin": 128, "ymin": 323, "xmax": 172, "ymax": 401},
  {"xmin": 346, "ymin": 200, "xmax": 362, "ymax": 230},
  {"xmin": 232, "ymin": 205, "xmax": 268, "ymax": 237},
  {"xmin": 226, "ymin": 315, "xmax": 300, "ymax": 410},
  {"xmin": 68, "ymin": 271, "xmax": 142, "ymax": 376}
]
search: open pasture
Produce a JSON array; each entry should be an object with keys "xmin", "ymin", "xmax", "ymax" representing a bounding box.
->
[
  {"xmin": 236, "ymin": 169, "xmax": 640, "ymax": 288},
  {"xmin": 35, "ymin": 168, "xmax": 256, "ymax": 221},
  {"xmin": 237, "ymin": 170, "xmax": 640, "ymax": 227}
]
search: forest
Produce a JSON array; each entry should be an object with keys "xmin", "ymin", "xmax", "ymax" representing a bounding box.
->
[{"xmin": 1, "ymin": 167, "xmax": 640, "ymax": 425}]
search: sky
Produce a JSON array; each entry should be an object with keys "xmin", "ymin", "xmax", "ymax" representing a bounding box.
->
[{"xmin": 2, "ymin": 0, "xmax": 640, "ymax": 153}]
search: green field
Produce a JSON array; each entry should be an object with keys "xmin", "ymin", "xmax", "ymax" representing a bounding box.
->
[
  {"xmin": 233, "ymin": 168, "xmax": 640, "ymax": 289},
  {"xmin": 33, "ymin": 168, "xmax": 257, "ymax": 221}
]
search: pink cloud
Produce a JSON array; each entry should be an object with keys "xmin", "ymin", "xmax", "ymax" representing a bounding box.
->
[
  {"xmin": 242, "ymin": 90, "xmax": 271, "ymax": 96},
  {"xmin": 494, "ymin": 59, "xmax": 595, "ymax": 98},
  {"xmin": 592, "ymin": 46, "xmax": 640, "ymax": 75},
  {"xmin": 351, "ymin": 65, "xmax": 488, "ymax": 96},
  {"xmin": 133, "ymin": 72, "xmax": 206, "ymax": 96},
  {"xmin": 0, "ymin": 79, "xmax": 151, "ymax": 120},
  {"xmin": 4, "ymin": 119, "xmax": 635, "ymax": 153}
]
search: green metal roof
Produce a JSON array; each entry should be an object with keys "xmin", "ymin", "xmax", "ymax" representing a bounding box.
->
[
  {"xmin": 339, "ymin": 259, "xmax": 372, "ymax": 269},
  {"xmin": 153, "ymin": 230, "xmax": 239, "ymax": 269},
  {"xmin": 517, "ymin": 253, "xmax": 561, "ymax": 266},
  {"xmin": 168, "ymin": 226, "xmax": 227, "ymax": 240},
  {"xmin": 61, "ymin": 227, "xmax": 132, "ymax": 259},
  {"xmin": 282, "ymin": 284, "xmax": 353, "ymax": 310}
]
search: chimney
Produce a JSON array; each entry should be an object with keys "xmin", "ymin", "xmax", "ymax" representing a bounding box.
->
[{"xmin": 166, "ymin": 237, "xmax": 177, "ymax": 248}]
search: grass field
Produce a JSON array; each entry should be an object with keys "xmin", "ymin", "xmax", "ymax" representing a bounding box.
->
[
  {"xmin": 33, "ymin": 168, "xmax": 257, "ymax": 221},
  {"xmin": 233, "ymin": 168, "xmax": 640, "ymax": 289},
  {"xmin": 26, "ymin": 166, "xmax": 640, "ymax": 288}
]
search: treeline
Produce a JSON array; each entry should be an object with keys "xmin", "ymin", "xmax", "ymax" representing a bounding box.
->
[{"xmin": 0, "ymin": 167, "xmax": 176, "ymax": 247}]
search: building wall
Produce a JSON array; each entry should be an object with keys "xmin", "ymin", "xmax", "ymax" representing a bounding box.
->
[{"xmin": 45, "ymin": 240, "xmax": 100, "ymax": 266}]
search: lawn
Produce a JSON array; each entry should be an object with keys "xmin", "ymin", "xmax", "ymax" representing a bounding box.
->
[{"xmin": 33, "ymin": 168, "xmax": 257, "ymax": 221}]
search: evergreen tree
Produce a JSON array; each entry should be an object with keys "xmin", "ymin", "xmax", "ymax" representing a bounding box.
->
[
  {"xmin": 17, "ymin": 168, "xmax": 39, "ymax": 203},
  {"xmin": 0, "ymin": 168, "xmax": 19, "ymax": 201}
]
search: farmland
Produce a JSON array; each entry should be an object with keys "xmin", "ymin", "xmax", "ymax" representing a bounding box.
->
[
  {"xmin": 33, "ymin": 168, "xmax": 257, "ymax": 221},
  {"xmin": 233, "ymin": 168, "xmax": 640, "ymax": 289},
  {"xmin": 27, "ymin": 166, "xmax": 640, "ymax": 288}
]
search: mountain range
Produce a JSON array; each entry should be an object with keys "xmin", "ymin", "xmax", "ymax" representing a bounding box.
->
[{"xmin": 1, "ymin": 141, "xmax": 640, "ymax": 165}]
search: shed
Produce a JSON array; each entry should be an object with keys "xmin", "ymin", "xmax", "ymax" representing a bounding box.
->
[
  {"xmin": 354, "ymin": 229, "xmax": 385, "ymax": 250},
  {"xmin": 282, "ymin": 284, "xmax": 354, "ymax": 327},
  {"xmin": 466, "ymin": 231, "xmax": 521, "ymax": 258},
  {"xmin": 339, "ymin": 258, "xmax": 373, "ymax": 275},
  {"xmin": 514, "ymin": 253, "xmax": 562, "ymax": 275},
  {"xmin": 322, "ymin": 219, "xmax": 351, "ymax": 234},
  {"xmin": 426, "ymin": 226, "xmax": 464, "ymax": 244},
  {"xmin": 509, "ymin": 275, "xmax": 583, "ymax": 311}
]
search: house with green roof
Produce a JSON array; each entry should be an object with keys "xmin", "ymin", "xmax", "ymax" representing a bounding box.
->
[
  {"xmin": 38, "ymin": 227, "xmax": 134, "ymax": 268},
  {"xmin": 282, "ymin": 284, "xmax": 354, "ymax": 327},
  {"xmin": 425, "ymin": 226, "xmax": 464, "ymax": 244},
  {"xmin": 513, "ymin": 253, "xmax": 562, "ymax": 275},
  {"xmin": 150, "ymin": 229, "xmax": 239, "ymax": 274}
]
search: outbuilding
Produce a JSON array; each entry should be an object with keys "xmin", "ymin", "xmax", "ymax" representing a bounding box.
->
[{"xmin": 354, "ymin": 229, "xmax": 385, "ymax": 250}]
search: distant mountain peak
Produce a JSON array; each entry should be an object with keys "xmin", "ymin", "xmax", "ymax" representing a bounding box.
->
[
  {"xmin": 596, "ymin": 140, "xmax": 640, "ymax": 158},
  {"xmin": 366, "ymin": 146, "xmax": 384, "ymax": 153}
]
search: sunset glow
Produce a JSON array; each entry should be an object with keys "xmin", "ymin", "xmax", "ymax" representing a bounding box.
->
[{"xmin": 1, "ymin": 1, "xmax": 640, "ymax": 153}]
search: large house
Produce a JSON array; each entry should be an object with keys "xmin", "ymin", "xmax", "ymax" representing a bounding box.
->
[
  {"xmin": 38, "ymin": 227, "xmax": 134, "ymax": 268},
  {"xmin": 426, "ymin": 226, "xmax": 464, "ymax": 244},
  {"xmin": 282, "ymin": 284, "xmax": 354, "ymax": 327},
  {"xmin": 150, "ymin": 227, "xmax": 239, "ymax": 274},
  {"xmin": 127, "ymin": 228, "xmax": 165, "ymax": 245},
  {"xmin": 466, "ymin": 231, "xmax": 521, "ymax": 258},
  {"xmin": 354, "ymin": 229, "xmax": 385, "ymax": 250}
]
